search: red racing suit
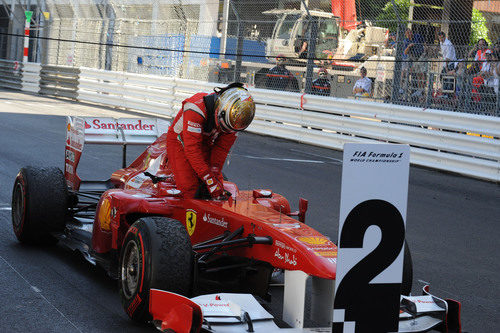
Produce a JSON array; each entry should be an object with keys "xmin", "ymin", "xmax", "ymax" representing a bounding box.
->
[{"xmin": 166, "ymin": 92, "xmax": 236, "ymax": 198}]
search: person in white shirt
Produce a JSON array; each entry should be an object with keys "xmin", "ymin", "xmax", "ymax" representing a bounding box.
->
[
  {"xmin": 438, "ymin": 32, "xmax": 456, "ymax": 71},
  {"xmin": 482, "ymin": 50, "xmax": 499, "ymax": 95},
  {"xmin": 353, "ymin": 67, "xmax": 372, "ymax": 96}
]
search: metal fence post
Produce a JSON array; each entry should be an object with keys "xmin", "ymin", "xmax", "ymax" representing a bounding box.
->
[
  {"xmin": 426, "ymin": 73, "xmax": 434, "ymax": 108},
  {"xmin": 104, "ymin": 4, "xmax": 115, "ymax": 71},
  {"xmin": 230, "ymin": 1, "xmax": 243, "ymax": 82},
  {"xmin": 496, "ymin": 87, "xmax": 500, "ymax": 117},
  {"xmin": 304, "ymin": 18, "xmax": 318, "ymax": 94},
  {"xmin": 391, "ymin": 0, "xmax": 405, "ymax": 104}
]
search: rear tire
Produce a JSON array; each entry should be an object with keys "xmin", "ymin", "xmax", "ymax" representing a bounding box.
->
[
  {"xmin": 11, "ymin": 166, "xmax": 68, "ymax": 244},
  {"xmin": 401, "ymin": 241, "xmax": 413, "ymax": 296},
  {"xmin": 119, "ymin": 216, "xmax": 193, "ymax": 323}
]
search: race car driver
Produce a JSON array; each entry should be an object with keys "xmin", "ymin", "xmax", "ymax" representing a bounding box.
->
[{"xmin": 166, "ymin": 82, "xmax": 255, "ymax": 199}]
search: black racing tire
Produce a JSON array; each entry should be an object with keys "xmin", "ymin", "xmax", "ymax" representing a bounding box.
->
[
  {"xmin": 11, "ymin": 166, "xmax": 68, "ymax": 244},
  {"xmin": 119, "ymin": 216, "xmax": 193, "ymax": 323},
  {"xmin": 401, "ymin": 241, "xmax": 413, "ymax": 296}
]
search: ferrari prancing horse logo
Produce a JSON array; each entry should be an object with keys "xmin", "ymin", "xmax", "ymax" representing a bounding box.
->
[{"xmin": 186, "ymin": 209, "xmax": 197, "ymax": 236}]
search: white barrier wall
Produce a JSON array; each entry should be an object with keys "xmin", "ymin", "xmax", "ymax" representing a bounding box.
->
[
  {"xmin": 1, "ymin": 63, "xmax": 499, "ymax": 182},
  {"xmin": 21, "ymin": 62, "xmax": 41, "ymax": 93}
]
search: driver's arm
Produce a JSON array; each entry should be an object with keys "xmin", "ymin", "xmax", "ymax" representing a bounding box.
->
[
  {"xmin": 210, "ymin": 132, "xmax": 237, "ymax": 172},
  {"xmin": 182, "ymin": 110, "xmax": 211, "ymax": 179}
]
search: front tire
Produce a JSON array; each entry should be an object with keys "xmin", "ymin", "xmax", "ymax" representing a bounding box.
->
[
  {"xmin": 119, "ymin": 216, "xmax": 193, "ymax": 323},
  {"xmin": 401, "ymin": 241, "xmax": 413, "ymax": 296},
  {"xmin": 11, "ymin": 166, "xmax": 68, "ymax": 244}
]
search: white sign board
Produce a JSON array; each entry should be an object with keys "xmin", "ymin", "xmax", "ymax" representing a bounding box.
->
[{"xmin": 333, "ymin": 143, "xmax": 410, "ymax": 332}]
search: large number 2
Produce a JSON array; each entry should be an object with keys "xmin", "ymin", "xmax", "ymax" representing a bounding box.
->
[{"xmin": 333, "ymin": 200, "xmax": 405, "ymax": 333}]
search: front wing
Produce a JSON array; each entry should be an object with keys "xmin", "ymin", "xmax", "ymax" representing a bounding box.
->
[{"xmin": 149, "ymin": 285, "xmax": 461, "ymax": 333}]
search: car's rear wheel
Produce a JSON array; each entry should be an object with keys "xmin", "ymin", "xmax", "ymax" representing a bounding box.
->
[
  {"xmin": 402, "ymin": 241, "xmax": 413, "ymax": 296},
  {"xmin": 119, "ymin": 216, "xmax": 193, "ymax": 323},
  {"xmin": 12, "ymin": 166, "xmax": 68, "ymax": 244}
]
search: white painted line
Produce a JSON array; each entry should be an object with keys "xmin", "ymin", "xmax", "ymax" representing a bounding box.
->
[
  {"xmin": 0, "ymin": 203, "xmax": 11, "ymax": 211},
  {"xmin": 233, "ymin": 154, "xmax": 324, "ymax": 164},
  {"xmin": 0, "ymin": 255, "xmax": 83, "ymax": 333},
  {"xmin": 290, "ymin": 148, "xmax": 343, "ymax": 163}
]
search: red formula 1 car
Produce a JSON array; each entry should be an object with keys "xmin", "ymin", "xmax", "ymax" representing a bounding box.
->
[{"xmin": 11, "ymin": 116, "xmax": 459, "ymax": 332}]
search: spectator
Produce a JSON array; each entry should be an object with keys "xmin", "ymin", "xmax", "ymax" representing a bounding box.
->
[
  {"xmin": 471, "ymin": 50, "xmax": 498, "ymax": 105},
  {"xmin": 296, "ymin": 24, "xmax": 310, "ymax": 59},
  {"xmin": 488, "ymin": 52, "xmax": 500, "ymax": 95},
  {"xmin": 403, "ymin": 28, "xmax": 425, "ymax": 61},
  {"xmin": 445, "ymin": 59, "xmax": 466, "ymax": 98},
  {"xmin": 468, "ymin": 38, "xmax": 490, "ymax": 73},
  {"xmin": 493, "ymin": 39, "xmax": 500, "ymax": 58},
  {"xmin": 311, "ymin": 68, "xmax": 331, "ymax": 96},
  {"xmin": 478, "ymin": 50, "xmax": 496, "ymax": 79},
  {"xmin": 411, "ymin": 44, "xmax": 435, "ymax": 98},
  {"xmin": 298, "ymin": 40, "xmax": 309, "ymax": 59},
  {"xmin": 385, "ymin": 32, "xmax": 397, "ymax": 49},
  {"xmin": 265, "ymin": 55, "xmax": 299, "ymax": 92},
  {"xmin": 399, "ymin": 28, "xmax": 424, "ymax": 94},
  {"xmin": 353, "ymin": 67, "xmax": 372, "ymax": 97},
  {"xmin": 438, "ymin": 31, "xmax": 457, "ymax": 72},
  {"xmin": 482, "ymin": 50, "xmax": 499, "ymax": 95}
]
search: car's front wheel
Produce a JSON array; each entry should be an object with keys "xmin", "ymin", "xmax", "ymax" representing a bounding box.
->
[
  {"xmin": 119, "ymin": 216, "xmax": 193, "ymax": 323},
  {"xmin": 401, "ymin": 241, "xmax": 413, "ymax": 296}
]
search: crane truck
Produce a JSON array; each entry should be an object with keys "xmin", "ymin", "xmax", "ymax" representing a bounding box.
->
[{"xmin": 207, "ymin": 0, "xmax": 393, "ymax": 98}]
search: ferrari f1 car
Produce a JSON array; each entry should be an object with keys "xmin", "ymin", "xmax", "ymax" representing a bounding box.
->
[{"xmin": 11, "ymin": 116, "xmax": 461, "ymax": 332}]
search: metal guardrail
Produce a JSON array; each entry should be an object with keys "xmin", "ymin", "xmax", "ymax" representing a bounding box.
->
[
  {"xmin": 39, "ymin": 65, "xmax": 80, "ymax": 99},
  {"xmin": 249, "ymin": 90, "xmax": 499, "ymax": 182},
  {"xmin": 0, "ymin": 62, "xmax": 498, "ymax": 182},
  {"xmin": 77, "ymin": 72, "xmax": 500, "ymax": 181},
  {"xmin": 78, "ymin": 67, "xmax": 176, "ymax": 116},
  {"xmin": 0, "ymin": 60, "xmax": 23, "ymax": 90}
]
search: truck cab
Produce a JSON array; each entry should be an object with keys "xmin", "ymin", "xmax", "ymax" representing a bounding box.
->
[{"xmin": 264, "ymin": 9, "xmax": 339, "ymax": 62}]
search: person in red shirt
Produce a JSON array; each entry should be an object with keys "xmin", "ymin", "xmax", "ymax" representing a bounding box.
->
[
  {"xmin": 166, "ymin": 82, "xmax": 255, "ymax": 199},
  {"xmin": 468, "ymin": 38, "xmax": 490, "ymax": 72}
]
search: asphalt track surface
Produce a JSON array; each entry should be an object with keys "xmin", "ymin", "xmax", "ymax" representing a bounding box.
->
[{"xmin": 0, "ymin": 89, "xmax": 498, "ymax": 332}]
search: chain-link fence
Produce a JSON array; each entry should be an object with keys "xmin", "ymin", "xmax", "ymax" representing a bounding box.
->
[{"xmin": 1, "ymin": 0, "xmax": 499, "ymax": 115}]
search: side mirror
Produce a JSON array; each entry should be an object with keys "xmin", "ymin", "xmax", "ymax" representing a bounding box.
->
[
  {"xmin": 298, "ymin": 197, "xmax": 308, "ymax": 223},
  {"xmin": 282, "ymin": 40, "xmax": 289, "ymax": 46}
]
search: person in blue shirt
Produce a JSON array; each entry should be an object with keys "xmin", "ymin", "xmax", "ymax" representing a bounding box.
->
[
  {"xmin": 399, "ymin": 28, "xmax": 425, "ymax": 96},
  {"xmin": 385, "ymin": 32, "xmax": 397, "ymax": 49},
  {"xmin": 403, "ymin": 28, "xmax": 424, "ymax": 61}
]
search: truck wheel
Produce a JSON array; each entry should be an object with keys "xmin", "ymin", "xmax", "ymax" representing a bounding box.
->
[
  {"xmin": 11, "ymin": 166, "xmax": 68, "ymax": 244},
  {"xmin": 119, "ymin": 216, "xmax": 193, "ymax": 323},
  {"xmin": 401, "ymin": 241, "xmax": 413, "ymax": 296}
]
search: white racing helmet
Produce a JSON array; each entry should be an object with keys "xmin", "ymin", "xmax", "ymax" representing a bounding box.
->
[{"xmin": 214, "ymin": 86, "xmax": 255, "ymax": 133}]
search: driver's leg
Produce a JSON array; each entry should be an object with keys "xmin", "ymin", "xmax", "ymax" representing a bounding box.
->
[{"xmin": 167, "ymin": 141, "xmax": 200, "ymax": 199}]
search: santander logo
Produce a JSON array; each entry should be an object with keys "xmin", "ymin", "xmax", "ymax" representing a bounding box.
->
[
  {"xmin": 203, "ymin": 213, "xmax": 228, "ymax": 228},
  {"xmin": 85, "ymin": 119, "xmax": 155, "ymax": 131}
]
